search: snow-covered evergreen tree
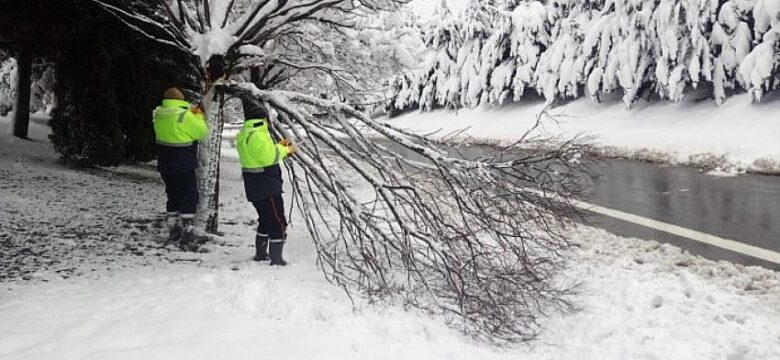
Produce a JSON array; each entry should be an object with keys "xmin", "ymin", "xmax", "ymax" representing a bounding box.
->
[
  {"xmin": 711, "ymin": 1, "xmax": 755, "ymax": 104},
  {"xmin": 388, "ymin": 0, "xmax": 779, "ymax": 112},
  {"xmin": 653, "ymin": 0, "xmax": 718, "ymax": 103},
  {"xmin": 583, "ymin": 0, "xmax": 658, "ymax": 107},
  {"xmin": 479, "ymin": 5, "xmax": 515, "ymax": 105},
  {"xmin": 405, "ymin": 0, "xmax": 463, "ymax": 111},
  {"xmin": 739, "ymin": 0, "xmax": 780, "ymax": 102},
  {"xmin": 456, "ymin": 0, "xmax": 497, "ymax": 107},
  {"xmin": 535, "ymin": 0, "xmax": 595, "ymax": 102}
]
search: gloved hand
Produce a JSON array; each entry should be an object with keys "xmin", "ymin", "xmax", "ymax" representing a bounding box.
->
[
  {"xmin": 191, "ymin": 104, "xmax": 205, "ymax": 115},
  {"xmin": 278, "ymin": 139, "xmax": 295, "ymax": 155}
]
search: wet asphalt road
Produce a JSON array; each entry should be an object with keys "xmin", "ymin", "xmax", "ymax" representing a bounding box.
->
[
  {"xmin": 365, "ymin": 140, "xmax": 779, "ymax": 270},
  {"xmin": 583, "ymin": 159, "xmax": 780, "ymax": 270}
]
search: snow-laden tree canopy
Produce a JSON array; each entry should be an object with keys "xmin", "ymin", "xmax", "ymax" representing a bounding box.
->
[
  {"xmin": 90, "ymin": 0, "xmax": 418, "ymax": 99},
  {"xmin": 391, "ymin": 0, "xmax": 780, "ymax": 110},
  {"xmin": 90, "ymin": 0, "xmax": 590, "ymax": 344},
  {"xmin": 0, "ymin": 54, "xmax": 56, "ymax": 116}
]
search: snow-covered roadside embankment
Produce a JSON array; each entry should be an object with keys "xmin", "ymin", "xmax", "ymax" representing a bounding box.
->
[{"xmin": 389, "ymin": 93, "xmax": 780, "ymax": 175}]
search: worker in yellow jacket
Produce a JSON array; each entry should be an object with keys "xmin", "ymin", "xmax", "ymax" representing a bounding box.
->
[
  {"xmin": 153, "ymin": 87, "xmax": 208, "ymax": 250},
  {"xmin": 236, "ymin": 103, "xmax": 294, "ymax": 265}
]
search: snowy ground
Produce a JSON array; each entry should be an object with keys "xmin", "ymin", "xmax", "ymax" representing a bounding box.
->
[
  {"xmin": 389, "ymin": 92, "xmax": 780, "ymax": 175},
  {"xmin": 0, "ymin": 117, "xmax": 185, "ymax": 282},
  {"xmin": 1, "ymin": 116, "xmax": 779, "ymax": 359}
]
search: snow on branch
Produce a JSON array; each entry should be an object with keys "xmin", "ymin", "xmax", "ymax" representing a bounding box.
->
[
  {"xmin": 88, "ymin": 0, "xmax": 191, "ymax": 51},
  {"xmin": 90, "ymin": 0, "xmax": 412, "ymax": 74},
  {"xmin": 224, "ymin": 81, "xmax": 590, "ymax": 343}
]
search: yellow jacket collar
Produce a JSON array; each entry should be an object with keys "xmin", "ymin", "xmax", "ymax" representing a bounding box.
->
[{"xmin": 162, "ymin": 99, "xmax": 190, "ymax": 108}]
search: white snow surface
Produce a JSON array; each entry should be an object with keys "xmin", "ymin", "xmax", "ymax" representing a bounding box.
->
[
  {"xmin": 389, "ymin": 92, "xmax": 780, "ymax": 174},
  {"xmin": 1, "ymin": 116, "xmax": 779, "ymax": 359}
]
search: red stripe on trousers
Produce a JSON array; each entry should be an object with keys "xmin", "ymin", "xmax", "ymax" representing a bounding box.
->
[{"xmin": 269, "ymin": 196, "xmax": 287, "ymax": 238}]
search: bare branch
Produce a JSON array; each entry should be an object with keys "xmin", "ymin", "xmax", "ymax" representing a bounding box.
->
[{"xmin": 223, "ymin": 81, "xmax": 588, "ymax": 343}]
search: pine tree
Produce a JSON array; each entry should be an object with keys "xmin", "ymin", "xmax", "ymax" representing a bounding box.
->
[
  {"xmin": 457, "ymin": 0, "xmax": 497, "ymax": 107},
  {"xmin": 480, "ymin": 7, "xmax": 515, "ymax": 105},
  {"xmin": 739, "ymin": 0, "xmax": 780, "ymax": 102},
  {"xmin": 387, "ymin": 0, "xmax": 777, "ymax": 111},
  {"xmin": 535, "ymin": 0, "xmax": 597, "ymax": 102},
  {"xmin": 711, "ymin": 1, "xmax": 754, "ymax": 104},
  {"xmin": 417, "ymin": 0, "xmax": 463, "ymax": 110}
]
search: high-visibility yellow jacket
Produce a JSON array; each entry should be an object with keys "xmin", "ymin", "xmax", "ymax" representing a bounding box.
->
[
  {"xmin": 236, "ymin": 118, "xmax": 290, "ymax": 201},
  {"xmin": 153, "ymin": 99, "xmax": 208, "ymax": 146},
  {"xmin": 237, "ymin": 119, "xmax": 290, "ymax": 172},
  {"xmin": 153, "ymin": 99, "xmax": 208, "ymax": 173}
]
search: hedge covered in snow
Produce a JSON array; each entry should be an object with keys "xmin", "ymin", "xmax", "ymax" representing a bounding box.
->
[{"xmin": 390, "ymin": 0, "xmax": 780, "ymax": 111}]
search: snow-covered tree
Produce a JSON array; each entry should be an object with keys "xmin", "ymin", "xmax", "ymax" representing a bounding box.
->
[
  {"xmin": 92, "ymin": 0, "xmax": 588, "ymax": 343},
  {"xmin": 653, "ymin": 0, "xmax": 718, "ymax": 103},
  {"xmin": 456, "ymin": 0, "xmax": 497, "ymax": 107},
  {"xmin": 0, "ymin": 56, "xmax": 16, "ymax": 116},
  {"xmin": 581, "ymin": 0, "xmax": 658, "ymax": 107},
  {"xmin": 389, "ymin": 0, "xmax": 779, "ymax": 111},
  {"xmin": 506, "ymin": 1, "xmax": 552, "ymax": 102},
  {"xmin": 88, "ymin": 0, "xmax": 415, "ymax": 233},
  {"xmin": 255, "ymin": 9, "xmax": 423, "ymax": 107},
  {"xmin": 0, "ymin": 55, "xmax": 55, "ymax": 117},
  {"xmin": 535, "ymin": 0, "xmax": 594, "ymax": 102},
  {"xmin": 390, "ymin": 0, "xmax": 463, "ymax": 111},
  {"xmin": 479, "ymin": 6, "xmax": 516, "ymax": 105},
  {"xmin": 739, "ymin": 0, "xmax": 780, "ymax": 102},
  {"xmin": 711, "ymin": 1, "xmax": 754, "ymax": 104},
  {"xmin": 475, "ymin": 1, "xmax": 551, "ymax": 105}
]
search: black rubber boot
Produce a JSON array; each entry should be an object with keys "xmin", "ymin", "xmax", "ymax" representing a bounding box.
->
[
  {"xmin": 178, "ymin": 216, "xmax": 198, "ymax": 252},
  {"xmin": 254, "ymin": 235, "xmax": 269, "ymax": 261},
  {"xmin": 269, "ymin": 241, "xmax": 287, "ymax": 266}
]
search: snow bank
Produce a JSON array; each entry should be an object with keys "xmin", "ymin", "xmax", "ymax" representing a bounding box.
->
[{"xmin": 389, "ymin": 93, "xmax": 780, "ymax": 174}]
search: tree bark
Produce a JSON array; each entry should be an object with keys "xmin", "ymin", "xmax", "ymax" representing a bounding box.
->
[
  {"xmin": 13, "ymin": 47, "xmax": 32, "ymax": 139},
  {"xmin": 195, "ymin": 88, "xmax": 224, "ymax": 234}
]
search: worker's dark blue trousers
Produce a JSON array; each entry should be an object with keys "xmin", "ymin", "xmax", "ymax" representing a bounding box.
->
[
  {"xmin": 251, "ymin": 195, "xmax": 287, "ymax": 240},
  {"xmin": 160, "ymin": 170, "xmax": 199, "ymax": 215}
]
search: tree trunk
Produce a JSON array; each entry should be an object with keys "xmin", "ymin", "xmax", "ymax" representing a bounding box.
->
[
  {"xmin": 13, "ymin": 48, "xmax": 32, "ymax": 139},
  {"xmin": 195, "ymin": 88, "xmax": 224, "ymax": 234}
]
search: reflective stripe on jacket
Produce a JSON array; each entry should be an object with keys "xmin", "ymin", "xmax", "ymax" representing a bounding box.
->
[{"xmin": 237, "ymin": 118, "xmax": 289, "ymax": 201}]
